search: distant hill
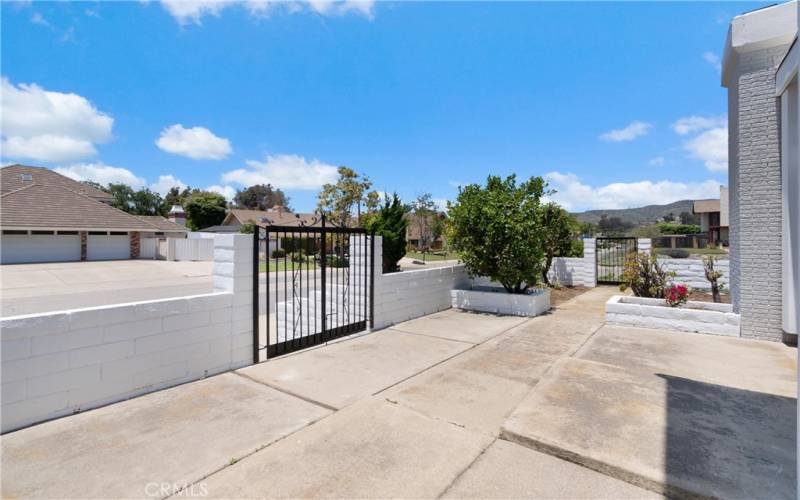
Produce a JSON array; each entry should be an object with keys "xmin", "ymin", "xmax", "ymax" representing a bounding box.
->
[{"xmin": 573, "ymin": 199, "xmax": 696, "ymax": 226}]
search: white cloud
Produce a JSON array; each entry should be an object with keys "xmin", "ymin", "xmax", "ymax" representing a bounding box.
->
[
  {"xmin": 31, "ymin": 12, "xmax": 52, "ymax": 28},
  {"xmin": 599, "ymin": 121, "xmax": 651, "ymax": 142},
  {"xmin": 703, "ymin": 51, "xmax": 722, "ymax": 72},
  {"xmin": 1, "ymin": 77, "xmax": 113, "ymax": 162},
  {"xmin": 684, "ymin": 127, "xmax": 728, "ymax": 172},
  {"xmin": 544, "ymin": 171, "xmax": 721, "ymax": 212},
  {"xmin": 155, "ymin": 124, "xmax": 231, "ymax": 160},
  {"xmin": 672, "ymin": 115, "xmax": 728, "ymax": 172},
  {"xmin": 207, "ymin": 184, "xmax": 236, "ymax": 201},
  {"xmin": 54, "ymin": 162, "xmax": 146, "ymax": 188},
  {"xmin": 222, "ymin": 153, "xmax": 338, "ymax": 190},
  {"xmin": 648, "ymin": 156, "xmax": 665, "ymax": 167},
  {"xmin": 159, "ymin": 0, "xmax": 374, "ymax": 24},
  {"xmin": 150, "ymin": 174, "xmax": 188, "ymax": 195},
  {"xmin": 671, "ymin": 115, "xmax": 726, "ymax": 135}
]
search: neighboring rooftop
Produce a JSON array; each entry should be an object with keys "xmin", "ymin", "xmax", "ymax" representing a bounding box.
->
[
  {"xmin": 224, "ymin": 208, "xmax": 330, "ymax": 227},
  {"xmin": 134, "ymin": 215, "xmax": 188, "ymax": 232},
  {"xmin": 693, "ymin": 199, "xmax": 721, "ymax": 214},
  {"xmin": 1, "ymin": 164, "xmax": 114, "ymax": 203}
]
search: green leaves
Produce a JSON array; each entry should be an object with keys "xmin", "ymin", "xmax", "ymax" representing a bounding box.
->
[
  {"xmin": 183, "ymin": 191, "xmax": 227, "ymax": 231},
  {"xmin": 447, "ymin": 174, "xmax": 552, "ymax": 294},
  {"xmin": 366, "ymin": 193, "xmax": 408, "ymax": 273}
]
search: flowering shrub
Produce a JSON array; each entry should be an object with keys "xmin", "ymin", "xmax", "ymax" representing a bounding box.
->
[
  {"xmin": 665, "ymin": 284, "xmax": 690, "ymax": 307},
  {"xmin": 620, "ymin": 252, "xmax": 674, "ymax": 298}
]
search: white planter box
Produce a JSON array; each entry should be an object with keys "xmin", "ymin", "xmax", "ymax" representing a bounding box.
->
[
  {"xmin": 451, "ymin": 286, "xmax": 550, "ymax": 317},
  {"xmin": 605, "ymin": 295, "xmax": 740, "ymax": 337}
]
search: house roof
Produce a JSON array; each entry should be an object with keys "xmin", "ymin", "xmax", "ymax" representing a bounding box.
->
[
  {"xmin": 1, "ymin": 165, "xmax": 115, "ymax": 203},
  {"xmin": 1, "ymin": 183, "xmax": 158, "ymax": 231},
  {"xmin": 199, "ymin": 224, "xmax": 242, "ymax": 233},
  {"xmin": 225, "ymin": 209, "xmax": 332, "ymax": 228},
  {"xmin": 693, "ymin": 199, "xmax": 721, "ymax": 214},
  {"xmin": 134, "ymin": 216, "xmax": 187, "ymax": 232}
]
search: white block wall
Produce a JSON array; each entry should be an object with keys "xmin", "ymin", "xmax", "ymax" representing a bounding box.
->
[
  {"xmin": 168, "ymin": 237, "xmax": 214, "ymax": 261},
  {"xmin": 658, "ymin": 258, "xmax": 731, "ymax": 291},
  {"xmin": 0, "ymin": 234, "xmax": 253, "ymax": 433},
  {"xmin": 372, "ymin": 237, "xmax": 470, "ymax": 330},
  {"xmin": 547, "ymin": 238, "xmax": 596, "ymax": 287}
]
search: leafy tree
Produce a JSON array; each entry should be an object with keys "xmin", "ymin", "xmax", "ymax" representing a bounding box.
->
[
  {"xmin": 662, "ymin": 212, "xmax": 676, "ymax": 222},
  {"xmin": 577, "ymin": 221, "xmax": 598, "ymax": 237},
  {"xmin": 162, "ymin": 186, "xmax": 192, "ymax": 213},
  {"xmin": 657, "ymin": 222, "xmax": 701, "ymax": 235},
  {"xmin": 183, "ymin": 191, "xmax": 227, "ymax": 230},
  {"xmin": 316, "ymin": 166, "xmax": 378, "ymax": 227},
  {"xmin": 630, "ymin": 224, "xmax": 663, "ymax": 239},
  {"xmin": 234, "ymin": 184, "xmax": 292, "ymax": 211},
  {"xmin": 104, "ymin": 183, "xmax": 164, "ymax": 216},
  {"xmin": 540, "ymin": 203, "xmax": 575, "ymax": 285},
  {"xmin": 239, "ymin": 222, "xmax": 256, "ymax": 234},
  {"xmin": 107, "ymin": 183, "xmax": 137, "ymax": 212},
  {"xmin": 447, "ymin": 175, "xmax": 549, "ymax": 294},
  {"xmin": 409, "ymin": 193, "xmax": 439, "ymax": 250},
  {"xmin": 679, "ymin": 211, "xmax": 700, "ymax": 225},
  {"xmin": 81, "ymin": 180, "xmax": 107, "ymax": 192},
  {"xmin": 366, "ymin": 193, "xmax": 408, "ymax": 273},
  {"xmin": 598, "ymin": 215, "xmax": 633, "ymax": 236}
]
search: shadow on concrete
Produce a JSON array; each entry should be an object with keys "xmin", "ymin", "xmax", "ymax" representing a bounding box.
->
[{"xmin": 660, "ymin": 374, "xmax": 797, "ymax": 499}]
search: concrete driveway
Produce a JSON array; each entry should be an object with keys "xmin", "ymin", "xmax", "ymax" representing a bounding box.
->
[
  {"xmin": 2, "ymin": 286, "xmax": 795, "ymax": 499},
  {"xmin": 0, "ymin": 260, "xmax": 214, "ymax": 316}
]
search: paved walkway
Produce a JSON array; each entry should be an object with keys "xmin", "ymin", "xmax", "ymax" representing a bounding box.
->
[{"xmin": 2, "ymin": 286, "xmax": 795, "ymax": 499}]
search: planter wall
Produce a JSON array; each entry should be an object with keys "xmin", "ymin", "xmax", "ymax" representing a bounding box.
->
[
  {"xmin": 657, "ymin": 258, "xmax": 730, "ymax": 290},
  {"xmin": 451, "ymin": 287, "xmax": 550, "ymax": 317},
  {"xmin": 605, "ymin": 295, "xmax": 740, "ymax": 337}
]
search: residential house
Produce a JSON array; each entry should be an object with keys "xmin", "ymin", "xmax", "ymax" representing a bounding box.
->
[
  {"xmin": 0, "ymin": 165, "xmax": 186, "ymax": 264},
  {"xmin": 692, "ymin": 186, "xmax": 730, "ymax": 246},
  {"xmin": 406, "ymin": 213, "xmax": 445, "ymax": 251},
  {"xmin": 213, "ymin": 206, "xmax": 330, "ymax": 256},
  {"xmin": 722, "ymin": 0, "xmax": 799, "ymax": 343}
]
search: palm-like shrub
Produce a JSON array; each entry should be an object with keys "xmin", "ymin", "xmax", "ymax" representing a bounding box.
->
[{"xmin": 447, "ymin": 175, "xmax": 548, "ymax": 294}]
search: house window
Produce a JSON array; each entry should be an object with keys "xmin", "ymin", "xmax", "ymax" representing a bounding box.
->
[
  {"xmin": 89, "ymin": 231, "xmax": 107, "ymax": 235},
  {"xmin": 2, "ymin": 230, "xmax": 28, "ymax": 235},
  {"xmin": 110, "ymin": 231, "xmax": 128, "ymax": 236},
  {"xmin": 57, "ymin": 231, "xmax": 78, "ymax": 235},
  {"xmin": 31, "ymin": 230, "xmax": 55, "ymax": 235}
]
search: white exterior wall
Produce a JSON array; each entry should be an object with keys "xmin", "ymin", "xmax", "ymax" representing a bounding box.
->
[
  {"xmin": 139, "ymin": 238, "xmax": 157, "ymax": 259},
  {"xmin": 546, "ymin": 238, "xmax": 596, "ymax": 287},
  {"xmin": 0, "ymin": 234, "xmax": 253, "ymax": 433},
  {"xmin": 658, "ymin": 258, "xmax": 731, "ymax": 290}
]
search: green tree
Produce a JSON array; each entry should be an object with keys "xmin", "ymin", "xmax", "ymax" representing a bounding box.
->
[
  {"xmin": 447, "ymin": 175, "xmax": 549, "ymax": 294},
  {"xmin": 239, "ymin": 222, "xmax": 256, "ymax": 234},
  {"xmin": 234, "ymin": 184, "xmax": 292, "ymax": 211},
  {"xmin": 316, "ymin": 166, "xmax": 378, "ymax": 227},
  {"xmin": 409, "ymin": 193, "xmax": 438, "ymax": 250},
  {"xmin": 366, "ymin": 193, "xmax": 408, "ymax": 273},
  {"xmin": 183, "ymin": 191, "xmax": 227, "ymax": 230},
  {"xmin": 540, "ymin": 203, "xmax": 575, "ymax": 285},
  {"xmin": 679, "ymin": 211, "xmax": 700, "ymax": 225},
  {"xmin": 130, "ymin": 188, "xmax": 164, "ymax": 216},
  {"xmin": 162, "ymin": 186, "xmax": 192, "ymax": 214}
]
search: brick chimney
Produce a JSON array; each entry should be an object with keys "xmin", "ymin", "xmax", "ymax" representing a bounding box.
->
[{"xmin": 168, "ymin": 204, "xmax": 186, "ymax": 226}]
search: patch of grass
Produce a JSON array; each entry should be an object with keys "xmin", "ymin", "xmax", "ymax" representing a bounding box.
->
[
  {"xmin": 405, "ymin": 250, "xmax": 455, "ymax": 262},
  {"xmin": 655, "ymin": 247, "xmax": 728, "ymax": 257}
]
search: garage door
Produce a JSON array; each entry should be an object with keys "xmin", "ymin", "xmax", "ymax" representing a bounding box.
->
[
  {"xmin": 0, "ymin": 234, "xmax": 81, "ymax": 264},
  {"xmin": 87, "ymin": 234, "xmax": 130, "ymax": 261}
]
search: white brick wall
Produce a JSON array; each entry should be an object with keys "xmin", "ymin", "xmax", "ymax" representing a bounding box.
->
[
  {"xmin": 372, "ymin": 237, "xmax": 470, "ymax": 330},
  {"xmin": 658, "ymin": 258, "xmax": 730, "ymax": 291},
  {"xmin": 0, "ymin": 234, "xmax": 253, "ymax": 433},
  {"xmin": 547, "ymin": 238, "xmax": 596, "ymax": 287},
  {"xmin": 727, "ymin": 44, "xmax": 790, "ymax": 341}
]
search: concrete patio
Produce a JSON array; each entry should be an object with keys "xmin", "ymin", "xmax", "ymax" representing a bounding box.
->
[{"xmin": 2, "ymin": 286, "xmax": 795, "ymax": 499}]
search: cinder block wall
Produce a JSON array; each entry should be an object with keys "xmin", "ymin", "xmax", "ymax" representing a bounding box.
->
[
  {"xmin": 728, "ymin": 44, "xmax": 790, "ymax": 341},
  {"xmin": 0, "ymin": 234, "xmax": 253, "ymax": 433},
  {"xmin": 659, "ymin": 258, "xmax": 731, "ymax": 291}
]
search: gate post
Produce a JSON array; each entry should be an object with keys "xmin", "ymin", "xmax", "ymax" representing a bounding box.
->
[
  {"xmin": 583, "ymin": 238, "xmax": 597, "ymax": 288},
  {"xmin": 637, "ymin": 238, "xmax": 652, "ymax": 255},
  {"xmin": 212, "ymin": 234, "xmax": 254, "ymax": 367}
]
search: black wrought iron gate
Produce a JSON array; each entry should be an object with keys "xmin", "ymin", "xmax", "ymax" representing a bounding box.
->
[
  {"xmin": 252, "ymin": 218, "xmax": 373, "ymax": 362},
  {"xmin": 595, "ymin": 237, "xmax": 637, "ymax": 284}
]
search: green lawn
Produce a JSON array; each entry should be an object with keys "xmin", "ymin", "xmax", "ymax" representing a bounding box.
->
[
  {"xmin": 655, "ymin": 247, "xmax": 728, "ymax": 257},
  {"xmin": 405, "ymin": 250, "xmax": 456, "ymax": 262},
  {"xmin": 259, "ymin": 260, "xmax": 318, "ymax": 273}
]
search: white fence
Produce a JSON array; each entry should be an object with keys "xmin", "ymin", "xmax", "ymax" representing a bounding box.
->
[
  {"xmin": 658, "ymin": 258, "xmax": 730, "ymax": 290},
  {"xmin": 167, "ymin": 237, "xmax": 214, "ymax": 261},
  {"xmin": 0, "ymin": 235, "xmax": 253, "ymax": 433},
  {"xmin": 140, "ymin": 238, "xmax": 157, "ymax": 259}
]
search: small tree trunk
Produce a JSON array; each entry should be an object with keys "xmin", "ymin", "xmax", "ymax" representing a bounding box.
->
[
  {"xmin": 542, "ymin": 255, "xmax": 553, "ymax": 285},
  {"xmin": 711, "ymin": 282, "xmax": 720, "ymax": 303}
]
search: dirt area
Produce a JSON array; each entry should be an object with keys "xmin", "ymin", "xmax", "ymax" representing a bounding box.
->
[
  {"xmin": 688, "ymin": 290, "xmax": 731, "ymax": 304},
  {"xmin": 548, "ymin": 285, "xmax": 591, "ymax": 307}
]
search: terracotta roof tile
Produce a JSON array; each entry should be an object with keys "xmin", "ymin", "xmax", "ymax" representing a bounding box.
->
[{"xmin": 1, "ymin": 165, "xmax": 114, "ymax": 203}]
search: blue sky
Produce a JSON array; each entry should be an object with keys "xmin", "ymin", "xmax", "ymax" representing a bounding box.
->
[{"xmin": 1, "ymin": 1, "xmax": 770, "ymax": 213}]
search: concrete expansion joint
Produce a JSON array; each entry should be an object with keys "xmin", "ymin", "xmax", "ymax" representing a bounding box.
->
[
  {"xmin": 231, "ymin": 371, "xmax": 338, "ymax": 412},
  {"xmin": 436, "ymin": 436, "xmax": 499, "ymax": 499}
]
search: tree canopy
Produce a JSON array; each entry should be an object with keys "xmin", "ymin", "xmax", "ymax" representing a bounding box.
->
[
  {"xmin": 447, "ymin": 174, "xmax": 551, "ymax": 294},
  {"xmin": 234, "ymin": 184, "xmax": 292, "ymax": 212},
  {"xmin": 366, "ymin": 193, "xmax": 408, "ymax": 273},
  {"xmin": 183, "ymin": 191, "xmax": 228, "ymax": 230},
  {"xmin": 316, "ymin": 166, "xmax": 379, "ymax": 227}
]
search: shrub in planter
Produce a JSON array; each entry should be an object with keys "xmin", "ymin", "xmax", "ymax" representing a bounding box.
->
[
  {"xmin": 447, "ymin": 174, "xmax": 550, "ymax": 294},
  {"xmin": 271, "ymin": 248, "xmax": 286, "ymax": 259},
  {"xmin": 703, "ymin": 255, "xmax": 725, "ymax": 302},
  {"xmin": 665, "ymin": 284, "xmax": 690, "ymax": 307},
  {"xmin": 662, "ymin": 248, "xmax": 690, "ymax": 259},
  {"xmin": 620, "ymin": 251, "xmax": 674, "ymax": 298}
]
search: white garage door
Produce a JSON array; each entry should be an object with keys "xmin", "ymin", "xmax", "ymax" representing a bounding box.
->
[
  {"xmin": 87, "ymin": 234, "xmax": 130, "ymax": 261},
  {"xmin": 0, "ymin": 234, "xmax": 81, "ymax": 264}
]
